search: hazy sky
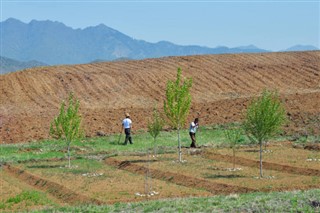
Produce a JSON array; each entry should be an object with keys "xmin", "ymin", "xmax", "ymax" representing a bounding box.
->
[{"xmin": 1, "ymin": 0, "xmax": 319, "ymax": 51}]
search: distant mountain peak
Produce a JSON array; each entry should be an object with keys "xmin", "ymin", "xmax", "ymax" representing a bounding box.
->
[
  {"xmin": 236, "ymin": 44, "xmax": 259, "ymax": 50},
  {"xmin": 284, "ymin": 44, "xmax": 319, "ymax": 52},
  {"xmin": 29, "ymin": 19, "xmax": 68, "ymax": 28},
  {"xmin": 3, "ymin": 18, "xmax": 24, "ymax": 25},
  {"xmin": 0, "ymin": 18, "xmax": 277, "ymax": 66}
]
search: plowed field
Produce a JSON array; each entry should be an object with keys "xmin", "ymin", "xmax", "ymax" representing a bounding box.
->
[{"xmin": 1, "ymin": 51, "xmax": 319, "ymax": 143}]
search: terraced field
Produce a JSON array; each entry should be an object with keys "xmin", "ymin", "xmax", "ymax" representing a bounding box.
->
[
  {"xmin": 0, "ymin": 143, "xmax": 319, "ymax": 211},
  {"xmin": 0, "ymin": 51, "xmax": 319, "ymax": 143}
]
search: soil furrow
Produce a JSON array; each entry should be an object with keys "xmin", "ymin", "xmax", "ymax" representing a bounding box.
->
[
  {"xmin": 105, "ymin": 157, "xmax": 257, "ymax": 195},
  {"xmin": 3, "ymin": 164, "xmax": 104, "ymax": 205},
  {"xmin": 204, "ymin": 152, "xmax": 320, "ymax": 176},
  {"xmin": 1, "ymin": 51, "xmax": 320, "ymax": 143}
]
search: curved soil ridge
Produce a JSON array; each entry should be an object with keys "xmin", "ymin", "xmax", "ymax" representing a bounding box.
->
[
  {"xmin": 1, "ymin": 51, "xmax": 320, "ymax": 143},
  {"xmin": 3, "ymin": 164, "xmax": 104, "ymax": 205},
  {"xmin": 204, "ymin": 152, "xmax": 320, "ymax": 176},
  {"xmin": 105, "ymin": 157, "xmax": 257, "ymax": 195}
]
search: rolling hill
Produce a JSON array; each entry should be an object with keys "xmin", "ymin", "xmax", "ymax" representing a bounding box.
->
[{"xmin": 0, "ymin": 51, "xmax": 319, "ymax": 143}]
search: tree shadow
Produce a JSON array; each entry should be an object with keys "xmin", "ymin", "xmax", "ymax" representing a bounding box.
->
[
  {"xmin": 242, "ymin": 149, "xmax": 259, "ymax": 152},
  {"xmin": 204, "ymin": 174, "xmax": 245, "ymax": 179},
  {"xmin": 130, "ymin": 159, "xmax": 158, "ymax": 163},
  {"xmin": 109, "ymin": 141, "xmax": 123, "ymax": 146},
  {"xmin": 27, "ymin": 164, "xmax": 62, "ymax": 169}
]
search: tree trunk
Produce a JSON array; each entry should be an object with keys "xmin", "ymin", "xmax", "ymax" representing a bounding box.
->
[
  {"xmin": 67, "ymin": 141, "xmax": 71, "ymax": 168},
  {"xmin": 178, "ymin": 127, "xmax": 182, "ymax": 162},
  {"xmin": 259, "ymin": 140, "xmax": 263, "ymax": 178},
  {"xmin": 153, "ymin": 137, "xmax": 157, "ymax": 157},
  {"xmin": 145, "ymin": 148, "xmax": 150, "ymax": 196},
  {"xmin": 233, "ymin": 147, "xmax": 235, "ymax": 169}
]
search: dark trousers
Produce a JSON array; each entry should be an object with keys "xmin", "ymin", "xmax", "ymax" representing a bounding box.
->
[
  {"xmin": 124, "ymin": 128, "xmax": 133, "ymax": 144},
  {"xmin": 190, "ymin": 132, "xmax": 196, "ymax": 148}
]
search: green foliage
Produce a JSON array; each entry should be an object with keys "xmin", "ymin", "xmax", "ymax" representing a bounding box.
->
[
  {"xmin": 148, "ymin": 107, "xmax": 165, "ymax": 140},
  {"xmin": 224, "ymin": 126, "xmax": 243, "ymax": 149},
  {"xmin": 163, "ymin": 67, "xmax": 192, "ymax": 129},
  {"xmin": 148, "ymin": 107, "xmax": 165, "ymax": 156},
  {"xmin": 50, "ymin": 92, "xmax": 83, "ymax": 167},
  {"xmin": 224, "ymin": 126, "xmax": 243, "ymax": 169},
  {"xmin": 243, "ymin": 89, "xmax": 287, "ymax": 177},
  {"xmin": 243, "ymin": 90, "xmax": 287, "ymax": 144},
  {"xmin": 50, "ymin": 92, "xmax": 83, "ymax": 142},
  {"xmin": 163, "ymin": 67, "xmax": 192, "ymax": 162}
]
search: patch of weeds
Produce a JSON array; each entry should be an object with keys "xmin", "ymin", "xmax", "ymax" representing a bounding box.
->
[
  {"xmin": 0, "ymin": 202, "xmax": 6, "ymax": 209},
  {"xmin": 311, "ymin": 176, "xmax": 319, "ymax": 184},
  {"xmin": 5, "ymin": 191, "xmax": 53, "ymax": 207},
  {"xmin": 290, "ymin": 196, "xmax": 298, "ymax": 209}
]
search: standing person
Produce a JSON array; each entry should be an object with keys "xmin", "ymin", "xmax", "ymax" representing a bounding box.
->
[
  {"xmin": 122, "ymin": 113, "xmax": 133, "ymax": 145},
  {"xmin": 189, "ymin": 118, "xmax": 199, "ymax": 148}
]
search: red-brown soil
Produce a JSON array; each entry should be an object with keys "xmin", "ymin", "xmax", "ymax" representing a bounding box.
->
[{"xmin": 1, "ymin": 51, "xmax": 319, "ymax": 143}]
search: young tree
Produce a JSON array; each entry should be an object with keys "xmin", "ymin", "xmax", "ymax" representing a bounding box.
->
[
  {"xmin": 50, "ymin": 93, "xmax": 83, "ymax": 168},
  {"xmin": 164, "ymin": 67, "xmax": 192, "ymax": 162},
  {"xmin": 243, "ymin": 90, "xmax": 286, "ymax": 178},
  {"xmin": 224, "ymin": 126, "xmax": 243, "ymax": 169},
  {"xmin": 148, "ymin": 107, "xmax": 165, "ymax": 157}
]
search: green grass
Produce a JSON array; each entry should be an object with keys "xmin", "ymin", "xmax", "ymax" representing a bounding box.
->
[
  {"xmin": 32, "ymin": 189, "xmax": 320, "ymax": 212},
  {"xmin": 0, "ymin": 123, "xmax": 304, "ymax": 164},
  {"xmin": 0, "ymin": 190, "xmax": 56, "ymax": 211},
  {"xmin": 1, "ymin": 124, "xmax": 235, "ymax": 163}
]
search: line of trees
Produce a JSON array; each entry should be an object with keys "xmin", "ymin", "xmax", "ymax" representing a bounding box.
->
[{"xmin": 49, "ymin": 67, "xmax": 287, "ymax": 178}]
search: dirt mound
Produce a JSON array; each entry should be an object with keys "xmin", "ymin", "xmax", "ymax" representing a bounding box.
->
[
  {"xmin": 1, "ymin": 51, "xmax": 319, "ymax": 143},
  {"xmin": 105, "ymin": 157, "xmax": 256, "ymax": 195},
  {"xmin": 3, "ymin": 164, "xmax": 104, "ymax": 205},
  {"xmin": 204, "ymin": 152, "xmax": 320, "ymax": 176}
]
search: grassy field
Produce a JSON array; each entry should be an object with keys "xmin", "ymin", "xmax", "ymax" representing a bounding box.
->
[
  {"xmin": 1, "ymin": 124, "xmax": 235, "ymax": 163},
  {"xmin": 34, "ymin": 189, "xmax": 320, "ymax": 212},
  {"xmin": 0, "ymin": 123, "xmax": 288, "ymax": 163}
]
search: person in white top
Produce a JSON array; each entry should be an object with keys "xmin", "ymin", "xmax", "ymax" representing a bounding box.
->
[
  {"xmin": 122, "ymin": 113, "xmax": 133, "ymax": 145},
  {"xmin": 189, "ymin": 118, "xmax": 199, "ymax": 148}
]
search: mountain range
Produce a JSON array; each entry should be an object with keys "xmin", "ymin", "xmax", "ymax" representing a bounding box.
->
[
  {"xmin": 0, "ymin": 56, "xmax": 47, "ymax": 74},
  {"xmin": 0, "ymin": 18, "xmax": 319, "ymax": 70}
]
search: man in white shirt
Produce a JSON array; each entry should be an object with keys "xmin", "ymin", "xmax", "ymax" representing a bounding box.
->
[
  {"xmin": 189, "ymin": 118, "xmax": 199, "ymax": 148},
  {"xmin": 122, "ymin": 113, "xmax": 133, "ymax": 145}
]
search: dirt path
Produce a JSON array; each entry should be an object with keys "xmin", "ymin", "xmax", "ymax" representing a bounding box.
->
[
  {"xmin": 203, "ymin": 152, "xmax": 320, "ymax": 177},
  {"xmin": 105, "ymin": 157, "xmax": 257, "ymax": 195},
  {"xmin": 3, "ymin": 164, "xmax": 104, "ymax": 205}
]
